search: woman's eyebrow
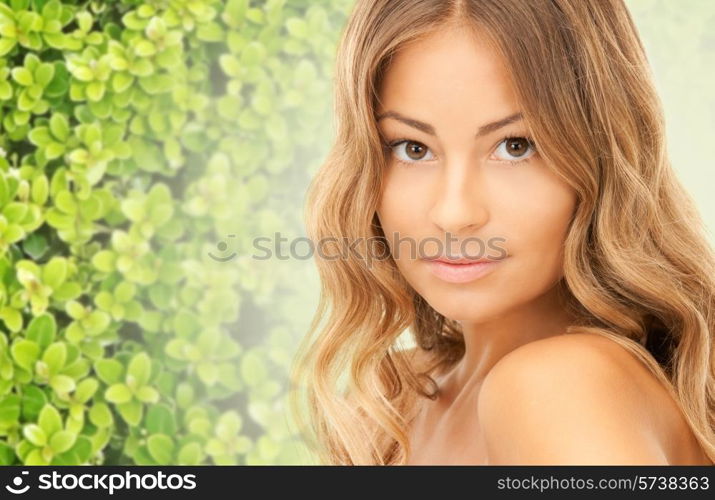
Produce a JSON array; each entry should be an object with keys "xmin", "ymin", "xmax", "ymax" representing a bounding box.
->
[{"xmin": 375, "ymin": 110, "xmax": 523, "ymax": 137}]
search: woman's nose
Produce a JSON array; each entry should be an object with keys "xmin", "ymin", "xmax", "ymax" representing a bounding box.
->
[{"xmin": 427, "ymin": 158, "xmax": 489, "ymax": 237}]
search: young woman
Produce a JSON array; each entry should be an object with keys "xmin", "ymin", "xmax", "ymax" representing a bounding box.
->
[{"xmin": 291, "ymin": 0, "xmax": 715, "ymax": 465}]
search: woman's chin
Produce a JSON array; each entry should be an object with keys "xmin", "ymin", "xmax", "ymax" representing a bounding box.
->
[{"xmin": 423, "ymin": 300, "xmax": 498, "ymax": 325}]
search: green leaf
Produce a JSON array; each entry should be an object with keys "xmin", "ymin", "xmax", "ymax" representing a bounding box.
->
[
  {"xmin": 41, "ymin": 342, "xmax": 66, "ymax": 373},
  {"xmin": 175, "ymin": 382, "xmax": 194, "ymax": 408},
  {"xmin": 196, "ymin": 21, "xmax": 224, "ymax": 42},
  {"xmin": 42, "ymin": 0, "xmax": 62, "ymax": 21},
  {"xmin": 84, "ymin": 310, "xmax": 110, "ymax": 335},
  {"xmin": 52, "ymin": 436, "xmax": 91, "ymax": 465},
  {"xmin": 0, "ymin": 394, "xmax": 21, "ymax": 426},
  {"xmin": 11, "ymin": 339, "xmax": 40, "ymax": 371},
  {"xmin": 0, "ymin": 80, "xmax": 12, "ymax": 100},
  {"xmin": 79, "ymin": 340, "xmax": 103, "ymax": 360},
  {"xmin": 42, "ymin": 256, "xmax": 68, "ymax": 289},
  {"xmin": 54, "ymin": 190, "xmax": 77, "ymax": 214},
  {"xmin": 21, "ymin": 386, "xmax": 47, "ymax": 421},
  {"xmin": 114, "ymin": 281, "xmax": 135, "ymax": 303},
  {"xmin": 94, "ymin": 291, "xmax": 113, "ymax": 311},
  {"xmin": 245, "ymin": 7, "xmax": 264, "ymax": 24},
  {"xmin": 52, "ymin": 282, "xmax": 83, "ymax": 301},
  {"xmin": 49, "ymin": 113, "xmax": 69, "ymax": 141},
  {"xmin": 45, "ymin": 142, "xmax": 65, "ymax": 160},
  {"xmin": 76, "ymin": 11, "xmax": 93, "ymax": 33},
  {"xmin": 85, "ymin": 81, "xmax": 105, "ymax": 101},
  {"xmin": 50, "ymin": 374, "xmax": 75, "ymax": 394},
  {"xmin": 145, "ymin": 404, "xmax": 176, "ymax": 435},
  {"xmin": 218, "ymin": 54, "xmax": 240, "ymax": 77},
  {"xmin": 34, "ymin": 63, "xmax": 55, "ymax": 87},
  {"xmin": 91, "ymin": 250, "xmax": 116, "ymax": 273},
  {"xmin": 133, "ymin": 446, "xmax": 157, "ymax": 465},
  {"xmin": 93, "ymin": 359, "xmax": 123, "ymax": 384},
  {"xmin": 240, "ymin": 41, "xmax": 266, "ymax": 66},
  {"xmin": 25, "ymin": 314, "xmax": 56, "ymax": 348},
  {"xmin": 2, "ymin": 202, "xmax": 27, "ymax": 222},
  {"xmin": 0, "ymin": 175, "xmax": 8, "ymax": 206},
  {"xmin": 112, "ymin": 71, "xmax": 133, "ymax": 93},
  {"xmin": 134, "ymin": 40, "xmax": 156, "ymax": 57},
  {"xmin": 285, "ymin": 18, "xmax": 308, "ymax": 39},
  {"xmin": 65, "ymin": 323, "xmax": 84, "ymax": 344},
  {"xmin": 49, "ymin": 430, "xmax": 76, "ymax": 454},
  {"xmin": 145, "ymin": 16, "xmax": 166, "ymax": 40},
  {"xmin": 135, "ymin": 385, "xmax": 158, "ymax": 403},
  {"xmin": 105, "ymin": 383, "xmax": 131, "ymax": 404},
  {"xmin": 65, "ymin": 301, "xmax": 85, "ymax": 320},
  {"xmin": 28, "ymin": 126, "xmax": 52, "ymax": 146},
  {"xmin": 31, "ymin": 175, "xmax": 49, "ymax": 205},
  {"xmin": 127, "ymin": 352, "xmax": 151, "ymax": 388},
  {"xmin": 0, "ymin": 441, "xmax": 15, "ymax": 465},
  {"xmin": 177, "ymin": 441, "xmax": 202, "ymax": 465},
  {"xmin": 146, "ymin": 433, "xmax": 174, "ymax": 464},
  {"xmin": 23, "ymin": 423, "xmax": 47, "ymax": 446},
  {"xmin": 45, "ymin": 208, "xmax": 73, "ymax": 229},
  {"xmin": 197, "ymin": 362, "xmax": 218, "ymax": 385},
  {"xmin": 120, "ymin": 198, "xmax": 144, "ymax": 221},
  {"xmin": 4, "ymin": 224, "xmax": 25, "ymax": 244},
  {"xmin": 88, "ymin": 402, "xmax": 113, "ymax": 427},
  {"xmin": 71, "ymin": 67, "xmax": 94, "ymax": 84},
  {"xmin": 25, "ymin": 448, "xmax": 50, "ymax": 465},
  {"xmin": 117, "ymin": 400, "xmax": 142, "ymax": 426},
  {"xmin": 44, "ymin": 61, "xmax": 69, "ymax": 97},
  {"xmin": 223, "ymin": 0, "xmax": 249, "ymax": 27},
  {"xmin": 12, "ymin": 67, "xmax": 33, "ymax": 86},
  {"xmin": 216, "ymin": 411, "xmax": 243, "ymax": 439},
  {"xmin": 73, "ymin": 377, "xmax": 98, "ymax": 403},
  {"xmin": 60, "ymin": 357, "xmax": 90, "ymax": 380},
  {"xmin": 0, "ymin": 39, "xmax": 16, "ymax": 57},
  {"xmin": 13, "ymin": 0, "xmax": 31, "ymax": 14},
  {"xmin": 38, "ymin": 404, "xmax": 63, "ymax": 436}
]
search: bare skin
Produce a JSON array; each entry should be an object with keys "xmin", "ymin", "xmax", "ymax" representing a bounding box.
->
[
  {"xmin": 374, "ymin": 22, "xmax": 712, "ymax": 465},
  {"xmin": 405, "ymin": 335, "xmax": 710, "ymax": 465}
]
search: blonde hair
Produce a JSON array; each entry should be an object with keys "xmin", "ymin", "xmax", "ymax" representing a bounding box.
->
[{"xmin": 290, "ymin": 0, "xmax": 715, "ymax": 465}]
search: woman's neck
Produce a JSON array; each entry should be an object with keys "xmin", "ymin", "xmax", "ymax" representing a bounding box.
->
[{"xmin": 436, "ymin": 280, "xmax": 578, "ymax": 406}]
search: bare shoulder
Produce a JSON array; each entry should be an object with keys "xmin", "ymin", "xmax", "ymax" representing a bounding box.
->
[{"xmin": 477, "ymin": 332, "xmax": 705, "ymax": 464}]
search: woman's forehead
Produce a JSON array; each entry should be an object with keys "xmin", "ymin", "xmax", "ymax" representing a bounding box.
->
[{"xmin": 377, "ymin": 26, "xmax": 518, "ymax": 115}]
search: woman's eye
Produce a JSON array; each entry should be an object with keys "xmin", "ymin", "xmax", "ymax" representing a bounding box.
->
[
  {"xmin": 385, "ymin": 137, "xmax": 536, "ymax": 165},
  {"xmin": 492, "ymin": 137, "xmax": 536, "ymax": 162},
  {"xmin": 389, "ymin": 140, "xmax": 436, "ymax": 164}
]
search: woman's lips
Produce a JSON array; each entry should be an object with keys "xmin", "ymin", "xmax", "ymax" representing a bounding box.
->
[{"xmin": 423, "ymin": 257, "xmax": 504, "ymax": 283}]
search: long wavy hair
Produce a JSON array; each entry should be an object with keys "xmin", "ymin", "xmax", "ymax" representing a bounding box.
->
[{"xmin": 289, "ymin": 0, "xmax": 715, "ymax": 465}]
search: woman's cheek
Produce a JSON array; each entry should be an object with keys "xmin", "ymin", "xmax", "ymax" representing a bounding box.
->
[{"xmin": 379, "ymin": 170, "xmax": 431, "ymax": 236}]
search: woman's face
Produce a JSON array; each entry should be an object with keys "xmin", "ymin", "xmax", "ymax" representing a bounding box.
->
[{"xmin": 375, "ymin": 24, "xmax": 577, "ymax": 323}]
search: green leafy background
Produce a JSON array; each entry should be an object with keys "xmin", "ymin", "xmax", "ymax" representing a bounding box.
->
[{"xmin": 0, "ymin": 0, "xmax": 711, "ymax": 465}]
